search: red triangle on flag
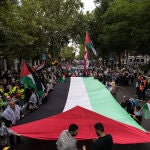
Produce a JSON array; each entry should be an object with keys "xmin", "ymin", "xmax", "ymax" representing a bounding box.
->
[
  {"xmin": 11, "ymin": 106, "xmax": 150, "ymax": 144},
  {"xmin": 20, "ymin": 61, "xmax": 31, "ymax": 77},
  {"xmin": 85, "ymin": 31, "xmax": 90, "ymax": 44}
]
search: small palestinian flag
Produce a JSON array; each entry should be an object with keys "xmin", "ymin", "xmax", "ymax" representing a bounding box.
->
[
  {"xmin": 85, "ymin": 31, "xmax": 97, "ymax": 56},
  {"xmin": 60, "ymin": 73, "xmax": 65, "ymax": 83},
  {"xmin": 66, "ymin": 64, "xmax": 71, "ymax": 73},
  {"xmin": 142, "ymin": 100, "xmax": 150, "ymax": 119},
  {"xmin": 34, "ymin": 61, "xmax": 45, "ymax": 71},
  {"xmin": 20, "ymin": 61, "xmax": 44, "ymax": 97}
]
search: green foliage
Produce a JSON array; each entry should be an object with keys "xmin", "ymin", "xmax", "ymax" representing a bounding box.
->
[
  {"xmin": 76, "ymin": 44, "xmax": 85, "ymax": 59},
  {"xmin": 0, "ymin": 0, "xmax": 86, "ymax": 60},
  {"xmin": 60, "ymin": 46, "xmax": 75, "ymax": 60},
  {"xmin": 90, "ymin": 0, "xmax": 150, "ymax": 62},
  {"xmin": 2, "ymin": 0, "xmax": 149, "ymax": 64}
]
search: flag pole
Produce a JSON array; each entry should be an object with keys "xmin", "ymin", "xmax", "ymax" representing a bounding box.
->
[{"xmin": 84, "ymin": 46, "xmax": 88, "ymax": 76}]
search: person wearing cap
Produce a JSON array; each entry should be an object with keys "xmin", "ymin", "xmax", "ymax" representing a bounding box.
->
[
  {"xmin": 2, "ymin": 96, "xmax": 12, "ymax": 110},
  {"xmin": 15, "ymin": 85, "xmax": 25, "ymax": 107},
  {"xmin": 3, "ymin": 93, "xmax": 9, "ymax": 98},
  {"xmin": 130, "ymin": 106, "xmax": 143, "ymax": 125},
  {"xmin": 9, "ymin": 85, "xmax": 17, "ymax": 95}
]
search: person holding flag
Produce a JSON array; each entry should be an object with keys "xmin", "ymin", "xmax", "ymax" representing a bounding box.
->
[
  {"xmin": 83, "ymin": 46, "xmax": 89, "ymax": 76},
  {"xmin": 84, "ymin": 31, "xmax": 97, "ymax": 76}
]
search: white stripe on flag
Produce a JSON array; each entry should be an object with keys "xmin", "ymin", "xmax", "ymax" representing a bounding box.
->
[
  {"xmin": 63, "ymin": 77, "xmax": 92, "ymax": 112},
  {"xmin": 28, "ymin": 74, "xmax": 35, "ymax": 84},
  {"xmin": 91, "ymin": 46, "xmax": 97, "ymax": 56}
]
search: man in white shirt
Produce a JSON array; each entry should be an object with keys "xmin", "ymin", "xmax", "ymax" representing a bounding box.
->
[
  {"xmin": 1, "ymin": 102, "xmax": 21, "ymax": 126},
  {"xmin": 29, "ymin": 89, "xmax": 38, "ymax": 110},
  {"xmin": 56, "ymin": 124, "xmax": 78, "ymax": 150}
]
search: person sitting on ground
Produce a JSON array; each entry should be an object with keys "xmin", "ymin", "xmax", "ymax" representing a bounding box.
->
[
  {"xmin": 129, "ymin": 98, "xmax": 138, "ymax": 107},
  {"xmin": 29, "ymin": 88, "xmax": 38, "ymax": 111},
  {"xmin": 120, "ymin": 96, "xmax": 128, "ymax": 108},
  {"xmin": 109, "ymin": 82, "xmax": 118, "ymax": 98},
  {"xmin": 105, "ymin": 81, "xmax": 111, "ymax": 90},
  {"xmin": 131, "ymin": 106, "xmax": 143, "ymax": 125},
  {"xmin": 120, "ymin": 96, "xmax": 139, "ymax": 115},
  {"xmin": 110, "ymin": 81, "xmax": 125, "ymax": 99},
  {"xmin": 56, "ymin": 123, "xmax": 79, "ymax": 150}
]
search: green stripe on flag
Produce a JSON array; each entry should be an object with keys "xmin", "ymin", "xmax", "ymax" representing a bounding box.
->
[
  {"xmin": 82, "ymin": 77, "xmax": 145, "ymax": 131},
  {"xmin": 20, "ymin": 76, "xmax": 43, "ymax": 97},
  {"xmin": 20, "ymin": 76, "xmax": 36, "ymax": 89},
  {"xmin": 142, "ymin": 103, "xmax": 150, "ymax": 119}
]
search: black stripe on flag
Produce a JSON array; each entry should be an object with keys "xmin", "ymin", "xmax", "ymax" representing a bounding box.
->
[{"xmin": 17, "ymin": 78, "xmax": 71, "ymax": 125}]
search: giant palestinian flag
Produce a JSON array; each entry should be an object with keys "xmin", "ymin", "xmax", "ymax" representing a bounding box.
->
[
  {"xmin": 20, "ymin": 61, "xmax": 44, "ymax": 97},
  {"xmin": 11, "ymin": 77, "xmax": 150, "ymax": 144}
]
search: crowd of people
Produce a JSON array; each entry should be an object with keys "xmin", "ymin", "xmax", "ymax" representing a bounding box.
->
[
  {"xmin": 0, "ymin": 61, "xmax": 149, "ymax": 150},
  {"xmin": 0, "ymin": 67, "xmax": 61, "ymax": 150},
  {"xmin": 120, "ymin": 96, "xmax": 143, "ymax": 124}
]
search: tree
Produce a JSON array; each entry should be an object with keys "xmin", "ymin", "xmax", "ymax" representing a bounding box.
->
[
  {"xmin": 86, "ymin": 0, "xmax": 113, "ymax": 61},
  {"xmin": 90, "ymin": 0, "xmax": 150, "ymax": 65},
  {"xmin": 102, "ymin": 0, "xmax": 150, "ymax": 59},
  {"xmin": 0, "ymin": 0, "xmax": 86, "ymax": 62},
  {"xmin": 60, "ymin": 46, "xmax": 76, "ymax": 60},
  {"xmin": 76, "ymin": 44, "xmax": 85, "ymax": 59},
  {"xmin": 0, "ymin": 0, "xmax": 37, "ymax": 60}
]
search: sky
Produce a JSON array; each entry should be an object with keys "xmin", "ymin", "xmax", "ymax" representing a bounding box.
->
[
  {"xmin": 81, "ymin": 0, "xmax": 95, "ymax": 12},
  {"xmin": 70, "ymin": 1, "xmax": 96, "ymax": 55}
]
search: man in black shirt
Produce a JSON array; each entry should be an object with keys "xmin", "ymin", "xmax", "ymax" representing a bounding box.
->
[{"xmin": 83, "ymin": 122, "xmax": 113, "ymax": 150}]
